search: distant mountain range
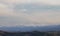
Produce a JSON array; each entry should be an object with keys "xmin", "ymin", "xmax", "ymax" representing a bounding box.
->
[{"xmin": 0, "ymin": 25, "xmax": 60, "ymax": 32}]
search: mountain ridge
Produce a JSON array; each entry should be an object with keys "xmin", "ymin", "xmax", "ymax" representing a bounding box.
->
[{"xmin": 0, "ymin": 25, "xmax": 60, "ymax": 32}]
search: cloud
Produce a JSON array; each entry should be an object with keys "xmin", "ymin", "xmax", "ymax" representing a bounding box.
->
[
  {"xmin": 0, "ymin": 9, "xmax": 60, "ymax": 26},
  {"xmin": 0, "ymin": 3, "xmax": 15, "ymax": 16},
  {"xmin": 0, "ymin": 0, "xmax": 31, "ymax": 4},
  {"xmin": 1, "ymin": 0, "xmax": 60, "ymax": 5},
  {"xmin": 30, "ymin": 11, "xmax": 60, "ymax": 24},
  {"xmin": 0, "ymin": 0, "xmax": 60, "ymax": 26},
  {"xmin": 0, "ymin": 3, "xmax": 8, "ymax": 8},
  {"xmin": 32, "ymin": 0, "xmax": 60, "ymax": 5}
]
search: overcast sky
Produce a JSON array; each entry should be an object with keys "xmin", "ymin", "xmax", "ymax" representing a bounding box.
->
[{"xmin": 0, "ymin": 0, "xmax": 60, "ymax": 27}]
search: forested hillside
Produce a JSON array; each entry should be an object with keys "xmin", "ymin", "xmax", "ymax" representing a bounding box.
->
[{"xmin": 0, "ymin": 30, "xmax": 60, "ymax": 36}]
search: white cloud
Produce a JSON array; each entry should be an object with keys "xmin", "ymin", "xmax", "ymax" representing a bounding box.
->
[
  {"xmin": 32, "ymin": 0, "xmax": 60, "ymax": 5},
  {"xmin": 30, "ymin": 12, "xmax": 60, "ymax": 24},
  {"xmin": 12, "ymin": 0, "xmax": 60, "ymax": 5},
  {"xmin": 0, "ymin": 3, "xmax": 8, "ymax": 8},
  {"xmin": 1, "ymin": 0, "xmax": 60, "ymax": 5},
  {"xmin": 0, "ymin": 3, "xmax": 60, "ymax": 26},
  {"xmin": 0, "ymin": 9, "xmax": 60, "ymax": 24},
  {"xmin": 0, "ymin": 0, "xmax": 31, "ymax": 4},
  {"xmin": 0, "ymin": 0, "xmax": 60, "ymax": 26},
  {"xmin": 0, "ymin": 4, "xmax": 6, "ymax": 8}
]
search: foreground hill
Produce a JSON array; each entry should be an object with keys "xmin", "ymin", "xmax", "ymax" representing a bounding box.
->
[{"xmin": 0, "ymin": 30, "xmax": 60, "ymax": 36}]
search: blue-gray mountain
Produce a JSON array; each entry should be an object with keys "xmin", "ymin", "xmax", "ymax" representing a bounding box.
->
[{"xmin": 0, "ymin": 25, "xmax": 60, "ymax": 32}]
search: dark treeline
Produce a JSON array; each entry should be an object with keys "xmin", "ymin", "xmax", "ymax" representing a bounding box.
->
[{"xmin": 0, "ymin": 30, "xmax": 60, "ymax": 36}]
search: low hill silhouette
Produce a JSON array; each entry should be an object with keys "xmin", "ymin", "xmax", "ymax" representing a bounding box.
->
[{"xmin": 0, "ymin": 30, "xmax": 60, "ymax": 36}]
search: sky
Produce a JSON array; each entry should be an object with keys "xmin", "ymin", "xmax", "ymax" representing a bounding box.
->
[{"xmin": 0, "ymin": 0, "xmax": 60, "ymax": 27}]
